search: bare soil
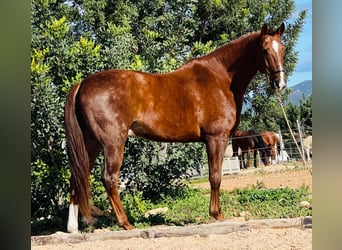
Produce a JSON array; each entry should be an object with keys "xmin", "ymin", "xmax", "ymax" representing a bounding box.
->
[
  {"xmin": 192, "ymin": 163, "xmax": 312, "ymax": 192},
  {"xmin": 31, "ymin": 163, "xmax": 312, "ymax": 250}
]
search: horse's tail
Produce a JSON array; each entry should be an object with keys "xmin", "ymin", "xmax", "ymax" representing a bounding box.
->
[
  {"xmin": 64, "ymin": 83, "xmax": 91, "ymax": 222},
  {"xmin": 274, "ymin": 133, "xmax": 282, "ymax": 153}
]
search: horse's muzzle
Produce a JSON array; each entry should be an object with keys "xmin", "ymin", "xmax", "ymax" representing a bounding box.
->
[
  {"xmin": 272, "ymin": 79, "xmax": 286, "ymax": 91},
  {"xmin": 268, "ymin": 69, "xmax": 286, "ymax": 91}
]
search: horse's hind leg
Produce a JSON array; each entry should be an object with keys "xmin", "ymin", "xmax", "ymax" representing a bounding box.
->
[
  {"xmin": 102, "ymin": 140, "xmax": 133, "ymax": 230},
  {"xmin": 206, "ymin": 135, "xmax": 228, "ymax": 221}
]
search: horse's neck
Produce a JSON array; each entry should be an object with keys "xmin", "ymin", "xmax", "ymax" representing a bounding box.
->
[{"xmin": 217, "ymin": 33, "xmax": 260, "ymax": 115}]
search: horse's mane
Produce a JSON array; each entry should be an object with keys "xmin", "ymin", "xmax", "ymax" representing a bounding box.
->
[
  {"xmin": 182, "ymin": 31, "xmax": 261, "ymax": 67},
  {"xmin": 209, "ymin": 31, "xmax": 260, "ymax": 56}
]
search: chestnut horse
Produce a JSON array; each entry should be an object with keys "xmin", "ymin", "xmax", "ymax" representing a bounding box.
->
[
  {"xmin": 259, "ymin": 131, "xmax": 281, "ymax": 164},
  {"xmin": 64, "ymin": 23, "xmax": 286, "ymax": 233},
  {"xmin": 231, "ymin": 130, "xmax": 270, "ymax": 169}
]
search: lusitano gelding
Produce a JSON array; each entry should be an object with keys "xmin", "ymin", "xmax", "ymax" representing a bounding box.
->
[
  {"xmin": 259, "ymin": 131, "xmax": 281, "ymax": 164},
  {"xmin": 64, "ymin": 23, "xmax": 286, "ymax": 233},
  {"xmin": 231, "ymin": 130, "xmax": 270, "ymax": 169}
]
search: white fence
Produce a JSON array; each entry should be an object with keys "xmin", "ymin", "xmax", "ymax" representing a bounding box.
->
[
  {"xmin": 188, "ymin": 122, "xmax": 312, "ymax": 179},
  {"xmin": 189, "ymin": 156, "xmax": 240, "ymax": 179}
]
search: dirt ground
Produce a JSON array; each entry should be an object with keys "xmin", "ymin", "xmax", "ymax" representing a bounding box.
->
[
  {"xmin": 32, "ymin": 163, "xmax": 312, "ymax": 250},
  {"xmin": 192, "ymin": 163, "xmax": 312, "ymax": 192}
]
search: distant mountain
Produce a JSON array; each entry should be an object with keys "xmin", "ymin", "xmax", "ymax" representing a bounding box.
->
[
  {"xmin": 288, "ymin": 80, "xmax": 312, "ymax": 106},
  {"xmin": 241, "ymin": 80, "xmax": 312, "ymax": 113}
]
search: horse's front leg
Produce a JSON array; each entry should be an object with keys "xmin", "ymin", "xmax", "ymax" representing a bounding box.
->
[
  {"xmin": 253, "ymin": 149, "xmax": 259, "ymax": 168},
  {"xmin": 246, "ymin": 150, "xmax": 251, "ymax": 168},
  {"xmin": 205, "ymin": 135, "xmax": 228, "ymax": 220}
]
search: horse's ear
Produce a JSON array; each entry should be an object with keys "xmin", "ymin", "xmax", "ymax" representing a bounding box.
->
[
  {"xmin": 261, "ymin": 23, "xmax": 268, "ymax": 35},
  {"xmin": 276, "ymin": 22, "xmax": 285, "ymax": 36}
]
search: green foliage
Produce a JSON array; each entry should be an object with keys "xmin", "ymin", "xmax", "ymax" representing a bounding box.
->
[
  {"xmin": 299, "ymin": 95, "xmax": 312, "ymax": 128},
  {"xmin": 120, "ymin": 138, "xmax": 207, "ymax": 200},
  {"xmin": 122, "ymin": 192, "xmax": 153, "ymax": 225},
  {"xmin": 162, "ymin": 188, "xmax": 211, "ymax": 225},
  {"xmin": 32, "ymin": 184, "xmax": 312, "ymax": 235},
  {"xmin": 31, "ymin": 0, "xmax": 309, "ymax": 223},
  {"xmin": 230, "ymin": 184, "xmax": 311, "ymax": 218},
  {"xmin": 107, "ymin": 184, "xmax": 312, "ymax": 229}
]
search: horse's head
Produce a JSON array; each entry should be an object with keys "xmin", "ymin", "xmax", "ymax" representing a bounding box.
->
[{"xmin": 257, "ymin": 23, "xmax": 286, "ymax": 91}]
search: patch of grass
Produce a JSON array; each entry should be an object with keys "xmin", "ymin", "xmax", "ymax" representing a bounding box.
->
[
  {"xmin": 222, "ymin": 183, "xmax": 312, "ymax": 219},
  {"xmin": 161, "ymin": 189, "xmax": 211, "ymax": 225},
  {"xmin": 31, "ymin": 184, "xmax": 312, "ymax": 235}
]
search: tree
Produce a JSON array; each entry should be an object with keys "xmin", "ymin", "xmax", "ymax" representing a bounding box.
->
[
  {"xmin": 31, "ymin": 0, "xmax": 104, "ymax": 218},
  {"xmin": 299, "ymin": 95, "xmax": 312, "ymax": 129},
  {"xmin": 31, "ymin": 0, "xmax": 308, "ymax": 220}
]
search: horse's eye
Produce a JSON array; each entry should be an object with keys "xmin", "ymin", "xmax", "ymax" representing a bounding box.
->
[{"xmin": 263, "ymin": 49, "xmax": 268, "ymax": 55}]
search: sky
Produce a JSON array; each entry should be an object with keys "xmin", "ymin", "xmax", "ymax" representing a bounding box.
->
[{"xmin": 286, "ymin": 0, "xmax": 312, "ymax": 87}]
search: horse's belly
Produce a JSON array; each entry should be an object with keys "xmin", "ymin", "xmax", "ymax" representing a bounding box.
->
[{"xmin": 128, "ymin": 120, "xmax": 201, "ymax": 142}]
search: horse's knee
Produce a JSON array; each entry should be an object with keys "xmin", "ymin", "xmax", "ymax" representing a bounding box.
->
[{"xmin": 209, "ymin": 172, "xmax": 221, "ymax": 189}]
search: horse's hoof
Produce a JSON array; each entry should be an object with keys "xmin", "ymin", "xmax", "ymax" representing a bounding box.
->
[
  {"xmin": 214, "ymin": 213, "xmax": 224, "ymax": 221},
  {"xmin": 122, "ymin": 223, "xmax": 134, "ymax": 230},
  {"xmin": 210, "ymin": 211, "xmax": 224, "ymax": 221}
]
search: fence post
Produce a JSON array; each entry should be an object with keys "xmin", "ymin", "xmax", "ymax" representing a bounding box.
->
[
  {"xmin": 278, "ymin": 129, "xmax": 284, "ymax": 162},
  {"xmin": 297, "ymin": 120, "xmax": 305, "ymax": 160}
]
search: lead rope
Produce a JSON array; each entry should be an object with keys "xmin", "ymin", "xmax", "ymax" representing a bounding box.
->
[{"xmin": 276, "ymin": 91, "xmax": 312, "ymax": 175}]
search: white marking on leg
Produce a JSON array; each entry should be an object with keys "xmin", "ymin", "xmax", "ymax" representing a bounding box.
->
[
  {"xmin": 272, "ymin": 40, "xmax": 286, "ymax": 89},
  {"xmin": 67, "ymin": 203, "xmax": 79, "ymax": 234}
]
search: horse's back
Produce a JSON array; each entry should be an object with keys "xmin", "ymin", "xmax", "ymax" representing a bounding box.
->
[
  {"xmin": 74, "ymin": 69, "xmax": 201, "ymax": 142},
  {"xmin": 260, "ymin": 131, "xmax": 278, "ymax": 145}
]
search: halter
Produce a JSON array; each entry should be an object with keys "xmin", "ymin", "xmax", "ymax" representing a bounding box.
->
[
  {"xmin": 270, "ymin": 69, "xmax": 285, "ymax": 75},
  {"xmin": 265, "ymin": 68, "xmax": 285, "ymax": 89},
  {"xmin": 265, "ymin": 68, "xmax": 285, "ymax": 77}
]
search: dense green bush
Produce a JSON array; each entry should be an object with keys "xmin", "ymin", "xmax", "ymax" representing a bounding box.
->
[
  {"xmin": 89, "ymin": 138, "xmax": 207, "ymax": 210},
  {"xmin": 120, "ymin": 138, "xmax": 206, "ymax": 200}
]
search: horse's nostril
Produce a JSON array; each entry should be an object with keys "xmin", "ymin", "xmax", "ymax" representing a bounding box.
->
[
  {"xmin": 275, "ymin": 80, "xmax": 280, "ymax": 88},
  {"xmin": 272, "ymin": 80, "xmax": 280, "ymax": 89}
]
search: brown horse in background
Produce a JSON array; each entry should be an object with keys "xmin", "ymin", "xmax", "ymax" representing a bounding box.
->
[
  {"xmin": 259, "ymin": 131, "xmax": 281, "ymax": 164},
  {"xmin": 232, "ymin": 130, "xmax": 270, "ymax": 169},
  {"xmin": 64, "ymin": 23, "xmax": 286, "ymax": 233}
]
